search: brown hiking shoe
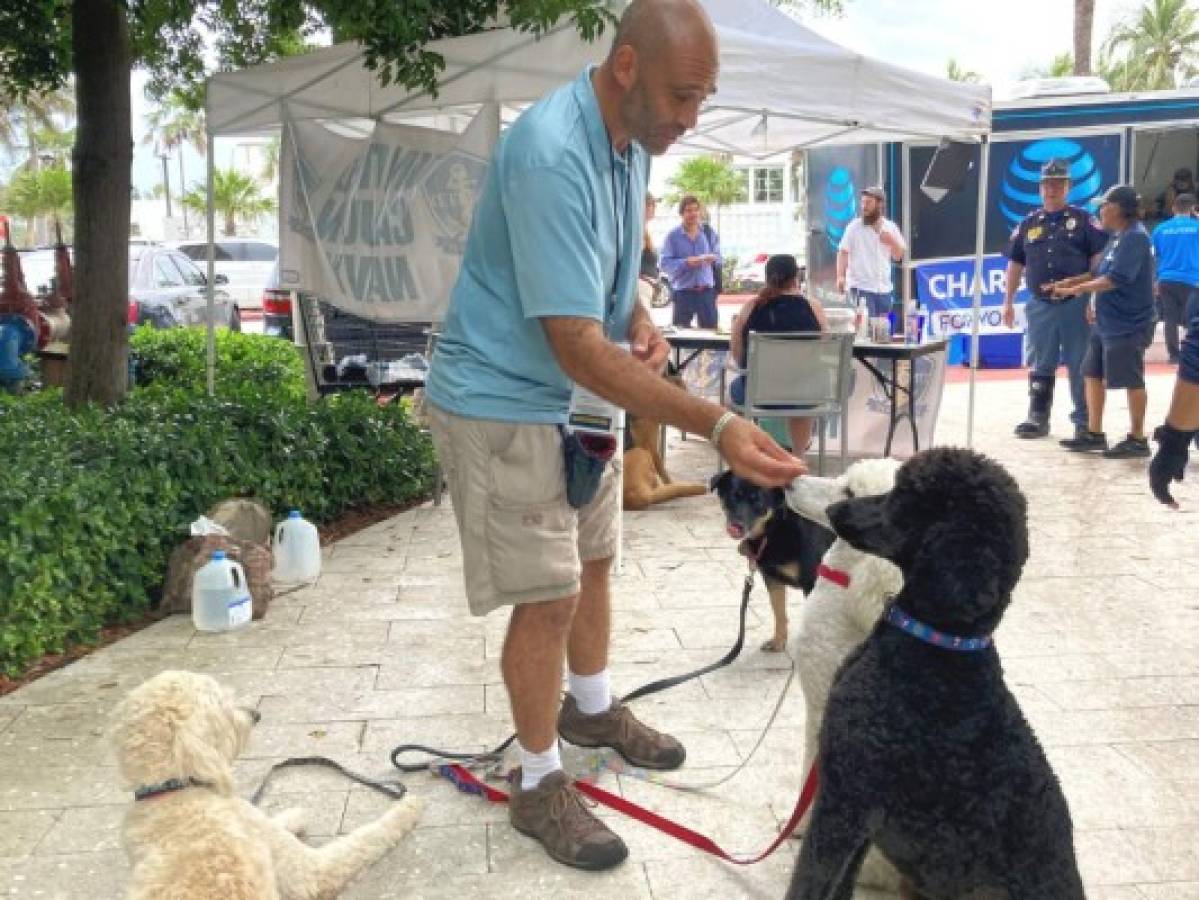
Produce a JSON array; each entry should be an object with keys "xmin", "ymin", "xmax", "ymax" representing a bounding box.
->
[
  {"xmin": 558, "ymin": 695, "xmax": 686, "ymax": 770},
  {"xmin": 508, "ymin": 769, "xmax": 628, "ymax": 871}
]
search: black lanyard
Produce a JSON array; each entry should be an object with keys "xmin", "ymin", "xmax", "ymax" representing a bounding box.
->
[{"xmin": 607, "ymin": 144, "xmax": 632, "ymax": 329}]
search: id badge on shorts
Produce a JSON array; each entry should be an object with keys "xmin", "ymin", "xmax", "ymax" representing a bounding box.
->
[
  {"xmin": 567, "ymin": 383, "xmax": 624, "ymax": 436},
  {"xmin": 566, "ymin": 339, "xmax": 628, "ymax": 437}
]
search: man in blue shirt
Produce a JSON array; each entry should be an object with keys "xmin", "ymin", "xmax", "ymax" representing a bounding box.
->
[
  {"xmin": 1151, "ymin": 193, "xmax": 1199, "ymax": 364},
  {"xmin": 1053, "ymin": 185, "xmax": 1157, "ymax": 458},
  {"xmin": 660, "ymin": 194, "xmax": 721, "ymax": 327},
  {"xmin": 1003, "ymin": 158, "xmax": 1108, "ymax": 440},
  {"xmin": 425, "ymin": 0, "xmax": 804, "ymax": 871}
]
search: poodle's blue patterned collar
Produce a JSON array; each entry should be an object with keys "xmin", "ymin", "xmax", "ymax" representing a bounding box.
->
[
  {"xmin": 133, "ymin": 777, "xmax": 210, "ymax": 801},
  {"xmin": 885, "ymin": 606, "xmax": 992, "ymax": 652}
]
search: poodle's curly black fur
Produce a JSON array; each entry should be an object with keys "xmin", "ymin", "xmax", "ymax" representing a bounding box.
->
[{"xmin": 786, "ymin": 447, "xmax": 1084, "ymax": 900}]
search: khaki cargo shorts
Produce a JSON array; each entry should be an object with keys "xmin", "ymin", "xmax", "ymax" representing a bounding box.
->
[{"xmin": 427, "ymin": 405, "xmax": 620, "ymax": 616}]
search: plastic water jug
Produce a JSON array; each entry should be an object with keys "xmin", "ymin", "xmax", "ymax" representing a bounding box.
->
[
  {"xmin": 192, "ymin": 550, "xmax": 253, "ymax": 632},
  {"xmin": 273, "ymin": 510, "xmax": 321, "ymax": 582}
]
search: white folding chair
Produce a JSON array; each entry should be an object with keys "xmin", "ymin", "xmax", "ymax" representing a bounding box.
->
[{"xmin": 742, "ymin": 331, "xmax": 854, "ymax": 475}]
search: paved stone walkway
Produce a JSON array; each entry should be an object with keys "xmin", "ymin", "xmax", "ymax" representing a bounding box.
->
[{"xmin": 1, "ymin": 371, "xmax": 1196, "ymax": 899}]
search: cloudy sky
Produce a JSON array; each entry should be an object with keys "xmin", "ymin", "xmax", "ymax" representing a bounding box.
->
[
  {"xmin": 801, "ymin": 0, "xmax": 1142, "ymax": 92},
  {"xmin": 54, "ymin": 0, "xmax": 1156, "ymax": 199}
]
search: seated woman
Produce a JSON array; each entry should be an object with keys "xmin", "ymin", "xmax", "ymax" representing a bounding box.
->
[{"xmin": 728, "ymin": 253, "xmax": 828, "ymax": 453}]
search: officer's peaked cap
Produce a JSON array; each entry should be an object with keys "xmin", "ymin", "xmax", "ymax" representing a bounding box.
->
[{"xmin": 1039, "ymin": 158, "xmax": 1071, "ymax": 181}]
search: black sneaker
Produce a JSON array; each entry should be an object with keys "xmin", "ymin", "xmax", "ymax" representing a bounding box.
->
[
  {"xmin": 1102, "ymin": 434, "xmax": 1151, "ymax": 459},
  {"xmin": 1059, "ymin": 430, "xmax": 1107, "ymax": 452}
]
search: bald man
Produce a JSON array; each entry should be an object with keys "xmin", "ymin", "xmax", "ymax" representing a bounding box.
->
[{"xmin": 425, "ymin": 0, "xmax": 805, "ymax": 871}]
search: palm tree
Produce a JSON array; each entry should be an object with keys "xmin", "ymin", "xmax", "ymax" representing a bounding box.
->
[
  {"xmin": 945, "ymin": 59, "xmax": 982, "ymax": 83},
  {"xmin": 261, "ymin": 136, "xmax": 281, "ymax": 183},
  {"xmin": 1074, "ymin": 0, "xmax": 1095, "ymax": 75},
  {"xmin": 5, "ymin": 167, "xmax": 73, "ymax": 245},
  {"xmin": 665, "ymin": 154, "xmax": 746, "ymax": 234},
  {"xmin": 144, "ymin": 91, "xmax": 207, "ymax": 233},
  {"xmin": 182, "ymin": 167, "xmax": 276, "ymax": 236},
  {"xmin": 1103, "ymin": 0, "xmax": 1199, "ymax": 90},
  {"xmin": 0, "ymin": 88, "xmax": 75, "ymax": 169}
]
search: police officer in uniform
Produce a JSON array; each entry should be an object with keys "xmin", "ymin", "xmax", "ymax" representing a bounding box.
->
[{"xmin": 1003, "ymin": 158, "xmax": 1108, "ymax": 439}]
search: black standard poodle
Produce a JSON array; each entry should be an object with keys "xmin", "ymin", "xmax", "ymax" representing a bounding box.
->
[{"xmin": 786, "ymin": 446, "xmax": 1084, "ymax": 900}]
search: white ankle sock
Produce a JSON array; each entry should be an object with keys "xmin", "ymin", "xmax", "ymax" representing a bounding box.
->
[
  {"xmin": 568, "ymin": 668, "xmax": 612, "ymax": 716},
  {"xmin": 519, "ymin": 741, "xmax": 562, "ymax": 791}
]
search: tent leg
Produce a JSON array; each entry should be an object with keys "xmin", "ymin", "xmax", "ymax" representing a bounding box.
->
[
  {"xmin": 966, "ymin": 137, "xmax": 990, "ymax": 448},
  {"xmin": 205, "ymin": 136, "xmax": 216, "ymax": 397}
]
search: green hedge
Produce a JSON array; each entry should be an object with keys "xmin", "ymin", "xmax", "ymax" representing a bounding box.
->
[{"xmin": 0, "ymin": 329, "xmax": 436, "ymax": 675}]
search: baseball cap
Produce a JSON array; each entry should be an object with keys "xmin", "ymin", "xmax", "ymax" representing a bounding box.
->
[
  {"xmin": 860, "ymin": 185, "xmax": 886, "ymax": 201},
  {"xmin": 1040, "ymin": 158, "xmax": 1071, "ymax": 181},
  {"xmin": 1102, "ymin": 184, "xmax": 1141, "ymax": 217}
]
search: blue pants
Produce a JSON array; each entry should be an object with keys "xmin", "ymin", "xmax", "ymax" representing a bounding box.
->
[
  {"xmin": 1024, "ymin": 297, "xmax": 1092, "ymax": 426},
  {"xmin": 672, "ymin": 287, "xmax": 719, "ymax": 328},
  {"xmin": 849, "ymin": 288, "xmax": 894, "ymax": 318}
]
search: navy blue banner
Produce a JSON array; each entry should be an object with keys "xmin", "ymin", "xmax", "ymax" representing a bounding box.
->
[{"xmin": 915, "ymin": 254, "xmax": 1030, "ymax": 336}]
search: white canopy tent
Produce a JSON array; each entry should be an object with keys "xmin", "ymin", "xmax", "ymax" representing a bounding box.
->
[
  {"xmin": 207, "ymin": 0, "xmax": 989, "ymax": 149},
  {"xmin": 203, "ymin": 0, "xmax": 995, "ymax": 443}
]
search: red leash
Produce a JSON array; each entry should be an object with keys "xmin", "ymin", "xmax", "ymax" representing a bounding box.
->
[{"xmin": 438, "ymin": 761, "xmax": 819, "ymax": 865}]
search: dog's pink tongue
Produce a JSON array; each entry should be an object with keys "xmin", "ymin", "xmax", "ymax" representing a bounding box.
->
[{"xmin": 727, "ymin": 524, "xmax": 745, "ymax": 540}]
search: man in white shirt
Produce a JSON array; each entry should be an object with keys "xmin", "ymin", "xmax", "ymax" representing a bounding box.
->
[{"xmin": 836, "ymin": 185, "xmax": 906, "ymax": 319}]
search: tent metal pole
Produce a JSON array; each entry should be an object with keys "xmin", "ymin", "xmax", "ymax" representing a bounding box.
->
[
  {"xmin": 966, "ymin": 136, "xmax": 990, "ymax": 448},
  {"xmin": 205, "ymin": 134, "xmax": 216, "ymax": 397}
]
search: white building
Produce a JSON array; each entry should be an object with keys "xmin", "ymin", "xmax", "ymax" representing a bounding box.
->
[{"xmin": 647, "ymin": 152, "xmax": 807, "ymax": 269}]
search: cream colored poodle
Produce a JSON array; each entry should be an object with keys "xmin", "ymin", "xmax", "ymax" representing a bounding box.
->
[{"xmin": 110, "ymin": 670, "xmax": 423, "ymax": 899}]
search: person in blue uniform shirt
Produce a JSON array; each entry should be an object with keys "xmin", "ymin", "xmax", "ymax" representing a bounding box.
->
[
  {"xmin": 1002, "ymin": 158, "xmax": 1108, "ymax": 440},
  {"xmin": 1051, "ymin": 185, "xmax": 1157, "ymax": 458},
  {"xmin": 1151, "ymin": 192, "xmax": 1199, "ymax": 364}
]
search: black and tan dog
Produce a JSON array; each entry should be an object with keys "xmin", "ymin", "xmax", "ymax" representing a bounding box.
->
[{"xmin": 710, "ymin": 470, "xmax": 835, "ymax": 652}]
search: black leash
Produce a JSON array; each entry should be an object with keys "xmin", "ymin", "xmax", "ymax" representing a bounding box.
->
[
  {"xmin": 389, "ymin": 572, "xmax": 757, "ymax": 774},
  {"xmin": 251, "ymin": 755, "xmax": 408, "ymax": 806}
]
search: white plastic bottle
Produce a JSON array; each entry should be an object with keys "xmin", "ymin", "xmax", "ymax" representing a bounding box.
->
[
  {"xmin": 192, "ymin": 550, "xmax": 253, "ymax": 632},
  {"xmin": 273, "ymin": 510, "xmax": 321, "ymax": 582}
]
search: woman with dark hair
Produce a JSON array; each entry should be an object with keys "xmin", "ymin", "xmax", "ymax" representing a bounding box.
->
[{"xmin": 728, "ymin": 254, "xmax": 827, "ymax": 453}]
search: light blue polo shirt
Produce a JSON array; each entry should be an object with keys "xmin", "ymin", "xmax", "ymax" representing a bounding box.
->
[{"xmin": 426, "ymin": 67, "xmax": 649, "ymax": 423}]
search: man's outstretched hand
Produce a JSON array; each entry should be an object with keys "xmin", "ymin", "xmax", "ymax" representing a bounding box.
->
[{"xmin": 716, "ymin": 416, "xmax": 807, "ymax": 487}]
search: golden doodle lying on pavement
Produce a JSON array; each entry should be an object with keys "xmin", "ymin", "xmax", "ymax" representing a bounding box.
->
[{"xmin": 110, "ymin": 670, "xmax": 423, "ymax": 899}]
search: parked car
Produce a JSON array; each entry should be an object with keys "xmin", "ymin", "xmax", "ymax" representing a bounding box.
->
[
  {"xmin": 128, "ymin": 244, "xmax": 239, "ymax": 331},
  {"xmin": 731, "ymin": 252, "xmax": 771, "ymax": 288},
  {"xmin": 172, "ymin": 238, "xmax": 278, "ymax": 309},
  {"xmin": 260, "ymin": 262, "xmax": 294, "ymax": 339}
]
